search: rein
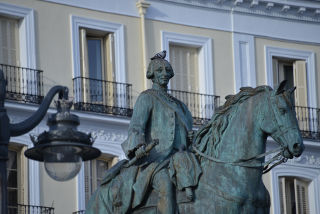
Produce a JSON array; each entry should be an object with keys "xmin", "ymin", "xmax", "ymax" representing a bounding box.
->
[{"xmin": 192, "ymin": 145, "xmax": 288, "ymax": 174}]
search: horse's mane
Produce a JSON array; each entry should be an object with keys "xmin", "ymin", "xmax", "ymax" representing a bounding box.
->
[{"xmin": 193, "ymin": 85, "xmax": 272, "ymax": 158}]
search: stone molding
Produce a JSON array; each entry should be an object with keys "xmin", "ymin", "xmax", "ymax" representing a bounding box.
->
[
  {"xmin": 157, "ymin": 0, "xmax": 320, "ymax": 23},
  {"xmin": 232, "ymin": 33, "xmax": 256, "ymax": 92}
]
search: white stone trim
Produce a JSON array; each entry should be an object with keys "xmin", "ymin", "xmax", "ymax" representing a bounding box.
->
[
  {"xmin": 265, "ymin": 46, "xmax": 317, "ymax": 108},
  {"xmin": 77, "ymin": 164, "xmax": 85, "ymax": 211},
  {"xmin": 232, "ymin": 33, "xmax": 256, "ymax": 92},
  {"xmin": 0, "ymin": 2, "xmax": 36, "ymax": 68},
  {"xmin": 161, "ymin": 31, "xmax": 214, "ymax": 95},
  {"xmin": 270, "ymin": 165, "xmax": 320, "ymax": 214},
  {"xmin": 70, "ymin": 16, "xmax": 126, "ymax": 82}
]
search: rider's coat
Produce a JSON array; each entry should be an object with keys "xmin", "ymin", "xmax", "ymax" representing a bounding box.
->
[{"xmin": 122, "ymin": 85, "xmax": 201, "ymax": 208}]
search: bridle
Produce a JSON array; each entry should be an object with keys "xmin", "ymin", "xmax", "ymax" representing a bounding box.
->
[{"xmin": 192, "ymin": 93, "xmax": 293, "ymax": 174}]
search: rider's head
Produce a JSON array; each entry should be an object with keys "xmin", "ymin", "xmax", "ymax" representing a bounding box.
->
[{"xmin": 146, "ymin": 58, "xmax": 174, "ymax": 81}]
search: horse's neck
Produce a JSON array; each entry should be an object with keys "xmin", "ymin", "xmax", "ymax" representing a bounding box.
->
[{"xmin": 219, "ymin": 98, "xmax": 265, "ymax": 161}]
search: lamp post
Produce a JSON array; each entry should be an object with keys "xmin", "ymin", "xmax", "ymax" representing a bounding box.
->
[{"xmin": 0, "ymin": 69, "xmax": 101, "ymax": 214}]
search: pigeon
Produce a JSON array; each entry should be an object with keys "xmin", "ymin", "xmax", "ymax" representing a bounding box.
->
[{"xmin": 150, "ymin": 50, "xmax": 166, "ymax": 60}]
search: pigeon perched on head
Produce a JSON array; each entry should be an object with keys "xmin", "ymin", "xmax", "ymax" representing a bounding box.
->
[{"xmin": 150, "ymin": 50, "xmax": 166, "ymax": 60}]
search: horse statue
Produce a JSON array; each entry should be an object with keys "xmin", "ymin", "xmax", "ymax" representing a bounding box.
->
[{"xmin": 86, "ymin": 81, "xmax": 304, "ymax": 214}]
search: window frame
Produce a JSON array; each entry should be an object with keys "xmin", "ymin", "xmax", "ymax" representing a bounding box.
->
[
  {"xmin": 270, "ymin": 165, "xmax": 320, "ymax": 214},
  {"xmin": 161, "ymin": 31, "xmax": 214, "ymax": 96},
  {"xmin": 265, "ymin": 46, "xmax": 316, "ymax": 108},
  {"xmin": 0, "ymin": 2, "xmax": 36, "ymax": 68},
  {"xmin": 84, "ymin": 156, "xmax": 111, "ymax": 205},
  {"xmin": 7, "ymin": 144, "xmax": 28, "ymax": 209},
  {"xmin": 279, "ymin": 176, "xmax": 311, "ymax": 214},
  {"xmin": 71, "ymin": 16, "xmax": 126, "ymax": 103}
]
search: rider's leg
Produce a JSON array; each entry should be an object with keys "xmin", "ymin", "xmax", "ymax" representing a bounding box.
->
[{"xmin": 152, "ymin": 168, "xmax": 175, "ymax": 214}]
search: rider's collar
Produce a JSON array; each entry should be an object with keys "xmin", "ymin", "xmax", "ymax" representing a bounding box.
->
[{"xmin": 152, "ymin": 83, "xmax": 168, "ymax": 93}]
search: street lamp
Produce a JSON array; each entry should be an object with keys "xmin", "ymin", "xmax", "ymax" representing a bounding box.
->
[
  {"xmin": 0, "ymin": 69, "xmax": 101, "ymax": 214},
  {"xmin": 25, "ymin": 99, "xmax": 101, "ymax": 181}
]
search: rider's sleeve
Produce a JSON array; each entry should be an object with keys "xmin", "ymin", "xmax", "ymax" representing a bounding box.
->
[{"xmin": 121, "ymin": 92, "xmax": 153, "ymax": 159}]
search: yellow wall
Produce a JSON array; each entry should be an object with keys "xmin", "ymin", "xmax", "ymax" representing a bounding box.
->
[{"xmin": 39, "ymin": 163, "xmax": 78, "ymax": 213}]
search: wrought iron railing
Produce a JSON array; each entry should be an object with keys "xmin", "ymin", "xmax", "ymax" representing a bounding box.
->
[
  {"xmin": 0, "ymin": 64, "xmax": 44, "ymax": 104},
  {"xmin": 9, "ymin": 204, "xmax": 55, "ymax": 214},
  {"xmin": 72, "ymin": 210, "xmax": 85, "ymax": 214},
  {"xmin": 168, "ymin": 89, "xmax": 220, "ymax": 125},
  {"xmin": 295, "ymin": 106, "xmax": 320, "ymax": 140},
  {"xmin": 73, "ymin": 77, "xmax": 133, "ymax": 117}
]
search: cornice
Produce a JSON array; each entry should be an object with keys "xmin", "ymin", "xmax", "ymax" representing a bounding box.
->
[{"xmin": 155, "ymin": 0, "xmax": 320, "ymax": 22}]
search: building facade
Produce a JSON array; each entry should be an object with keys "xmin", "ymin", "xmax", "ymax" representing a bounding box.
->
[{"xmin": 1, "ymin": 0, "xmax": 319, "ymax": 213}]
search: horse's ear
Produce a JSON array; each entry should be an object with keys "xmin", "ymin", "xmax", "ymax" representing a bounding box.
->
[
  {"xmin": 274, "ymin": 80, "xmax": 287, "ymax": 95},
  {"xmin": 288, "ymin": 86, "xmax": 296, "ymax": 95}
]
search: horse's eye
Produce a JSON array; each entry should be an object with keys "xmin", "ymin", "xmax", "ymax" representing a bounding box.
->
[{"xmin": 279, "ymin": 108, "xmax": 286, "ymax": 115}]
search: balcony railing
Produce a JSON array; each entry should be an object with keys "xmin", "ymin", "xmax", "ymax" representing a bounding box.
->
[
  {"xmin": 0, "ymin": 64, "xmax": 44, "ymax": 104},
  {"xmin": 9, "ymin": 204, "xmax": 54, "ymax": 214},
  {"xmin": 168, "ymin": 89, "xmax": 220, "ymax": 125},
  {"xmin": 295, "ymin": 106, "xmax": 320, "ymax": 140},
  {"xmin": 72, "ymin": 210, "xmax": 85, "ymax": 214},
  {"xmin": 73, "ymin": 77, "xmax": 133, "ymax": 117}
]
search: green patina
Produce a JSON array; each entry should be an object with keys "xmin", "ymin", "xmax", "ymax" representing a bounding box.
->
[{"xmin": 86, "ymin": 54, "xmax": 304, "ymax": 214}]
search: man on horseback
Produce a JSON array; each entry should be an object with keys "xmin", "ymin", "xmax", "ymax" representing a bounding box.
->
[{"xmin": 121, "ymin": 51, "xmax": 202, "ymax": 213}]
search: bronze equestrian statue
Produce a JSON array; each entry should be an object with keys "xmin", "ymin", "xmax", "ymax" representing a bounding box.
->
[{"xmin": 86, "ymin": 51, "xmax": 304, "ymax": 214}]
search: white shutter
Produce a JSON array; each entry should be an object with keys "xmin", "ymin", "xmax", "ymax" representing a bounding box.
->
[
  {"xmin": 79, "ymin": 29, "xmax": 90, "ymax": 103},
  {"xmin": 80, "ymin": 28, "xmax": 89, "ymax": 77},
  {"xmin": 293, "ymin": 60, "xmax": 308, "ymax": 107},
  {"xmin": 272, "ymin": 58, "xmax": 279, "ymax": 87},
  {"xmin": 105, "ymin": 33, "xmax": 115, "ymax": 82},
  {"xmin": 169, "ymin": 44, "xmax": 199, "ymax": 92},
  {"xmin": 84, "ymin": 161, "xmax": 92, "ymax": 204},
  {"xmin": 279, "ymin": 177, "xmax": 288, "ymax": 214},
  {"xmin": 294, "ymin": 178, "xmax": 309, "ymax": 214},
  {"xmin": 104, "ymin": 33, "xmax": 115, "ymax": 106},
  {"xmin": 293, "ymin": 60, "xmax": 308, "ymax": 132},
  {"xmin": 0, "ymin": 17, "xmax": 19, "ymax": 65}
]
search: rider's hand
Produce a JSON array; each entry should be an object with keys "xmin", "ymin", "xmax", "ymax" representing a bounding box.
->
[{"xmin": 135, "ymin": 145, "xmax": 146, "ymax": 159}]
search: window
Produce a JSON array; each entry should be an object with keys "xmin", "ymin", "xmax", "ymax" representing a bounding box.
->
[
  {"xmin": 272, "ymin": 58, "xmax": 308, "ymax": 107},
  {"xmin": 84, "ymin": 156, "xmax": 112, "ymax": 204},
  {"xmin": 272, "ymin": 57, "xmax": 313, "ymax": 133},
  {"xmin": 0, "ymin": 15, "xmax": 20, "ymax": 66},
  {"xmin": 7, "ymin": 150, "xmax": 18, "ymax": 214},
  {"xmin": 79, "ymin": 28, "xmax": 115, "ymax": 104},
  {"xmin": 169, "ymin": 44, "xmax": 200, "ymax": 92},
  {"xmin": 279, "ymin": 176, "xmax": 310, "ymax": 214},
  {"xmin": 7, "ymin": 146, "xmax": 27, "ymax": 214}
]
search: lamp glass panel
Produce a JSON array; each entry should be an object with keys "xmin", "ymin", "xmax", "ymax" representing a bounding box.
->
[{"xmin": 43, "ymin": 144, "xmax": 82, "ymax": 181}]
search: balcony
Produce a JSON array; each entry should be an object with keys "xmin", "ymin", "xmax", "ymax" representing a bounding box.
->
[
  {"xmin": 295, "ymin": 106, "xmax": 320, "ymax": 140},
  {"xmin": 168, "ymin": 89, "xmax": 220, "ymax": 125},
  {"xmin": 0, "ymin": 64, "xmax": 44, "ymax": 104},
  {"xmin": 73, "ymin": 77, "xmax": 133, "ymax": 117},
  {"xmin": 10, "ymin": 204, "xmax": 54, "ymax": 214},
  {"xmin": 72, "ymin": 211, "xmax": 85, "ymax": 214}
]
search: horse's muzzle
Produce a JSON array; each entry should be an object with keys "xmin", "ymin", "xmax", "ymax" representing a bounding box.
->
[{"xmin": 286, "ymin": 142, "xmax": 304, "ymax": 158}]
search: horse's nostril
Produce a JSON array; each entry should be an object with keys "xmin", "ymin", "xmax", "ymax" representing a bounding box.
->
[{"xmin": 293, "ymin": 143, "xmax": 299, "ymax": 150}]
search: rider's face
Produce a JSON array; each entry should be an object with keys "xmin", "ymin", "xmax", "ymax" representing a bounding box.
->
[{"xmin": 152, "ymin": 61, "xmax": 173, "ymax": 87}]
